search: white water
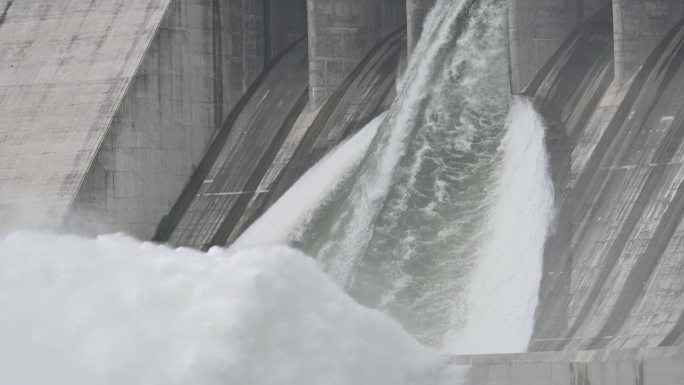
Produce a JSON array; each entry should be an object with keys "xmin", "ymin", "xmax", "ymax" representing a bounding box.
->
[
  {"xmin": 305, "ymin": 0, "xmax": 480, "ymax": 286},
  {"xmin": 235, "ymin": 113, "xmax": 383, "ymax": 248},
  {"xmin": 0, "ymin": 232, "xmax": 454, "ymax": 385},
  {"xmin": 0, "ymin": 97, "xmax": 552, "ymax": 385},
  {"xmin": 445, "ymin": 97, "xmax": 554, "ymax": 355}
]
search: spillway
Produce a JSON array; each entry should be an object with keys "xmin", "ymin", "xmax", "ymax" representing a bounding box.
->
[
  {"xmin": 3, "ymin": 0, "xmax": 684, "ymax": 384},
  {"xmin": 0, "ymin": 0, "xmax": 559, "ymax": 383},
  {"xmin": 247, "ymin": 0, "xmax": 555, "ymax": 355}
]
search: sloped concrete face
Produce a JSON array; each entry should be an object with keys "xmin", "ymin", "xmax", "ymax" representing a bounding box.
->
[
  {"xmin": 307, "ymin": 0, "xmax": 405, "ymax": 109},
  {"xmin": 0, "ymin": 0, "xmax": 172, "ymax": 233},
  {"xmin": 406, "ymin": 0, "xmax": 435, "ymax": 54},
  {"xmin": 613, "ymin": 0, "xmax": 684, "ymax": 84},
  {"xmin": 525, "ymin": 6, "xmax": 684, "ymax": 354},
  {"xmin": 64, "ymin": 0, "xmax": 275, "ymax": 239},
  {"xmin": 508, "ymin": 0, "xmax": 610, "ymax": 93}
]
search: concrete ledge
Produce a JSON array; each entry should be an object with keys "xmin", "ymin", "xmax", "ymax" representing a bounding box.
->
[{"xmin": 452, "ymin": 347, "xmax": 683, "ymax": 385}]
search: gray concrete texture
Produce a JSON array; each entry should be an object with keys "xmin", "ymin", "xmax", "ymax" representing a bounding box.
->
[
  {"xmin": 453, "ymin": 347, "xmax": 684, "ymax": 385},
  {"xmin": 471, "ymin": 2, "xmax": 684, "ymax": 381},
  {"xmin": 0, "ymin": 0, "xmax": 307, "ymax": 239},
  {"xmin": 509, "ymin": 0, "xmax": 611, "ymax": 93},
  {"xmin": 526, "ymin": 8, "xmax": 684, "ymax": 355},
  {"xmin": 0, "ymin": 0, "xmax": 171, "ymax": 234},
  {"xmin": 165, "ymin": 30, "xmax": 405, "ymax": 250},
  {"xmin": 266, "ymin": 0, "xmax": 308, "ymax": 60},
  {"xmin": 613, "ymin": 0, "xmax": 684, "ymax": 84},
  {"xmin": 167, "ymin": 40, "xmax": 309, "ymax": 249},
  {"xmin": 307, "ymin": 0, "xmax": 406, "ymax": 109}
]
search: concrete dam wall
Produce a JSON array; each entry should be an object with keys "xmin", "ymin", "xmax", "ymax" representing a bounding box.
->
[
  {"xmin": 0, "ymin": 0, "xmax": 404, "ymax": 239},
  {"xmin": 1, "ymin": 0, "xmax": 684, "ymax": 383},
  {"xmin": 0, "ymin": 0, "xmax": 307, "ymax": 237}
]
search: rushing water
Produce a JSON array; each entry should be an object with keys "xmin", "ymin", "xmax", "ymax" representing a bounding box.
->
[
  {"xmin": 0, "ymin": 233, "xmax": 455, "ymax": 385},
  {"xmin": 269, "ymin": 0, "xmax": 526, "ymax": 349},
  {"xmin": 0, "ymin": 0, "xmax": 556, "ymax": 384}
]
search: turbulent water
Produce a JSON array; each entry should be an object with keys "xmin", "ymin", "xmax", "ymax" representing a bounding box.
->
[
  {"xmin": 0, "ymin": 233, "xmax": 455, "ymax": 385},
  {"xmin": 273, "ymin": 0, "xmax": 529, "ymax": 349},
  {"xmin": 0, "ymin": 0, "xmax": 556, "ymax": 384}
]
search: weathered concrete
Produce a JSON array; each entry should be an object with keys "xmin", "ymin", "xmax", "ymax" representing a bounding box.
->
[
  {"xmin": 0, "ymin": 0, "xmax": 171, "ymax": 233},
  {"xmin": 509, "ymin": 0, "xmax": 610, "ymax": 93},
  {"xmin": 526, "ymin": 8, "xmax": 684, "ymax": 354},
  {"xmin": 406, "ymin": 0, "xmax": 435, "ymax": 54},
  {"xmin": 251, "ymin": 31, "xmax": 406, "ymax": 240},
  {"xmin": 266, "ymin": 0, "xmax": 308, "ymax": 61},
  {"xmin": 165, "ymin": 31, "xmax": 405, "ymax": 250},
  {"xmin": 165, "ymin": 40, "xmax": 309, "ymax": 249},
  {"xmin": 307, "ymin": 0, "xmax": 405, "ymax": 109},
  {"xmin": 64, "ymin": 0, "xmax": 272, "ymax": 239},
  {"xmin": 0, "ymin": 0, "xmax": 309, "ymax": 239},
  {"xmin": 453, "ymin": 347, "xmax": 684, "ymax": 385},
  {"xmin": 613, "ymin": 0, "xmax": 684, "ymax": 84}
]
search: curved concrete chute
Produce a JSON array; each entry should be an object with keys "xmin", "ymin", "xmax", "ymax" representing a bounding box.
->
[
  {"xmin": 527, "ymin": 14, "xmax": 684, "ymax": 353},
  {"xmin": 162, "ymin": 30, "xmax": 406, "ymax": 250},
  {"xmin": 260, "ymin": 29, "xmax": 407, "ymax": 211},
  {"xmin": 158, "ymin": 40, "xmax": 310, "ymax": 249}
]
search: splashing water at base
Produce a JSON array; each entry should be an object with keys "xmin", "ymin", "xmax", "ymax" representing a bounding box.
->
[
  {"xmin": 445, "ymin": 97, "xmax": 554, "ymax": 355},
  {"xmin": 0, "ymin": 232, "xmax": 457, "ymax": 385}
]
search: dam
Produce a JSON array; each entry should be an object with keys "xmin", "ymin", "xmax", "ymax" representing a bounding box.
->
[{"xmin": 0, "ymin": 0, "xmax": 683, "ymax": 384}]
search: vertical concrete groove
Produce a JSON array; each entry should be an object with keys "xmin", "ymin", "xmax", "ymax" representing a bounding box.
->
[
  {"xmin": 213, "ymin": 0, "xmax": 224, "ymax": 130},
  {"xmin": 263, "ymin": 0, "xmax": 271, "ymax": 63},
  {"xmin": 152, "ymin": 38, "xmax": 306, "ymax": 243}
]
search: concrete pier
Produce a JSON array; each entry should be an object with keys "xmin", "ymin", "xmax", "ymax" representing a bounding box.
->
[
  {"xmin": 613, "ymin": 0, "xmax": 684, "ymax": 83},
  {"xmin": 508, "ymin": 0, "xmax": 610, "ymax": 93},
  {"xmin": 266, "ymin": 0, "xmax": 308, "ymax": 60},
  {"xmin": 306, "ymin": 0, "xmax": 404, "ymax": 109}
]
